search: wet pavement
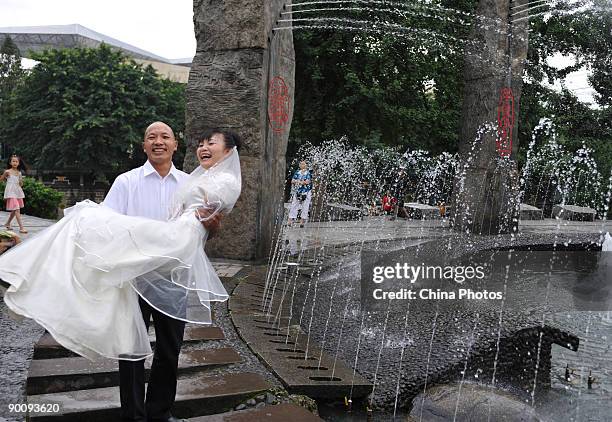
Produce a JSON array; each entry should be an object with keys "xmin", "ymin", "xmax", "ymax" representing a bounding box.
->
[
  {"xmin": 541, "ymin": 312, "xmax": 612, "ymax": 421},
  {"xmin": 0, "ymin": 302, "xmax": 44, "ymax": 422},
  {"xmin": 283, "ymin": 215, "xmax": 612, "ymax": 249},
  {"xmin": 0, "ymin": 211, "xmax": 56, "ymax": 238},
  {"xmin": 2, "ymin": 210, "xmax": 610, "ymax": 249},
  {"xmin": 0, "ymin": 211, "xmax": 611, "ymax": 421}
]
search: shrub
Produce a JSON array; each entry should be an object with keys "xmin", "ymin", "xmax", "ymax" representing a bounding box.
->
[{"xmin": 0, "ymin": 177, "xmax": 63, "ymax": 219}]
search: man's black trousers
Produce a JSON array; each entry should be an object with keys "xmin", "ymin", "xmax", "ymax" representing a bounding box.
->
[{"xmin": 119, "ymin": 296, "xmax": 185, "ymax": 422}]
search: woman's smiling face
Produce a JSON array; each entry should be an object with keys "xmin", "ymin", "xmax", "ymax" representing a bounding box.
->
[{"xmin": 197, "ymin": 133, "xmax": 230, "ymax": 169}]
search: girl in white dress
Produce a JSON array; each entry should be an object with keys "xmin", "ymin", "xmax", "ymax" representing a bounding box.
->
[
  {"xmin": 0, "ymin": 131, "xmax": 242, "ymax": 361},
  {"xmin": 0, "ymin": 155, "xmax": 28, "ymax": 233}
]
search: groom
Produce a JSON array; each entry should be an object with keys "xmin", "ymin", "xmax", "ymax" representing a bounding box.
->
[{"xmin": 103, "ymin": 121, "xmax": 221, "ymax": 422}]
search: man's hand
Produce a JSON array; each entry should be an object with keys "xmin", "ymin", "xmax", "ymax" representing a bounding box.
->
[{"xmin": 195, "ymin": 208, "xmax": 224, "ymax": 239}]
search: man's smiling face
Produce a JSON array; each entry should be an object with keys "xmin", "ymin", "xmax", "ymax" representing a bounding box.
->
[{"xmin": 143, "ymin": 122, "xmax": 177, "ymax": 166}]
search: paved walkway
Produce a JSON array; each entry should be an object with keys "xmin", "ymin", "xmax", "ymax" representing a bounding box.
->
[
  {"xmin": 3, "ymin": 211, "xmax": 611, "ymax": 250},
  {"xmin": 283, "ymin": 216, "xmax": 612, "ymax": 249},
  {"xmin": 0, "ymin": 211, "xmax": 57, "ymax": 239}
]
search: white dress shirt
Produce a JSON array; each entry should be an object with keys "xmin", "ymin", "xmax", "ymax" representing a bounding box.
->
[{"xmin": 103, "ymin": 160, "xmax": 190, "ymax": 221}]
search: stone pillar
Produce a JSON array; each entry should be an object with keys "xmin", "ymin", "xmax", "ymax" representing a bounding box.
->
[
  {"xmin": 451, "ymin": 0, "xmax": 528, "ymax": 235},
  {"xmin": 185, "ymin": 0, "xmax": 295, "ymax": 259}
]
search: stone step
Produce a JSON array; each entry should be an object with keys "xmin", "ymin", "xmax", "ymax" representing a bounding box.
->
[
  {"xmin": 188, "ymin": 403, "xmax": 322, "ymax": 421},
  {"xmin": 149, "ymin": 326, "xmax": 225, "ymax": 343},
  {"xmin": 230, "ymin": 271, "xmax": 372, "ymax": 399},
  {"xmin": 27, "ymin": 348, "xmax": 242, "ymax": 395},
  {"xmin": 27, "ymin": 372, "xmax": 272, "ymax": 421},
  {"xmin": 33, "ymin": 325, "xmax": 225, "ymax": 359}
]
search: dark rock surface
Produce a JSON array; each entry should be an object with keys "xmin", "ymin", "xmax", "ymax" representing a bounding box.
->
[
  {"xmin": 186, "ymin": 0, "xmax": 295, "ymax": 260},
  {"xmin": 0, "ymin": 297, "xmax": 44, "ymax": 422},
  {"xmin": 410, "ymin": 383, "xmax": 542, "ymax": 421},
  {"xmin": 287, "ymin": 232, "xmax": 604, "ymax": 413}
]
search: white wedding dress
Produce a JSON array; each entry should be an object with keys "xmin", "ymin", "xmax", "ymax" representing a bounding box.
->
[{"xmin": 0, "ymin": 148, "xmax": 241, "ymax": 361}]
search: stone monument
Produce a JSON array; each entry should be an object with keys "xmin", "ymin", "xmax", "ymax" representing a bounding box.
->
[
  {"xmin": 185, "ymin": 1, "xmax": 295, "ymax": 259},
  {"xmin": 451, "ymin": 0, "xmax": 529, "ymax": 235}
]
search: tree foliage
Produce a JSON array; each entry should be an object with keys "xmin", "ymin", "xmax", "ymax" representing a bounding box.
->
[
  {"xmin": 0, "ymin": 36, "xmax": 24, "ymax": 93},
  {"xmin": 0, "ymin": 44, "xmax": 185, "ymax": 181},
  {"xmin": 0, "ymin": 36, "xmax": 26, "ymax": 157},
  {"xmin": 289, "ymin": 0, "xmax": 611, "ymax": 183},
  {"xmin": 290, "ymin": 0, "xmax": 477, "ymax": 155},
  {"xmin": 519, "ymin": 0, "xmax": 612, "ymax": 179}
]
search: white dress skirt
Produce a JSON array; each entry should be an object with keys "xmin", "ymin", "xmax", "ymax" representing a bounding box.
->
[{"xmin": 0, "ymin": 150, "xmax": 241, "ymax": 361}]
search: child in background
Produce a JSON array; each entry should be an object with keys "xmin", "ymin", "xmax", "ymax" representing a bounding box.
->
[
  {"xmin": 288, "ymin": 160, "xmax": 313, "ymax": 227},
  {"xmin": 1, "ymin": 155, "xmax": 28, "ymax": 233}
]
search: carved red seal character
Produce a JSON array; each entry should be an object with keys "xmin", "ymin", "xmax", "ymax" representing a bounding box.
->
[
  {"xmin": 496, "ymin": 87, "xmax": 515, "ymax": 158},
  {"xmin": 268, "ymin": 76, "xmax": 290, "ymax": 134}
]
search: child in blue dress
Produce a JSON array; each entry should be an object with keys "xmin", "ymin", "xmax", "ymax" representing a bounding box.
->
[{"xmin": 288, "ymin": 160, "xmax": 312, "ymax": 227}]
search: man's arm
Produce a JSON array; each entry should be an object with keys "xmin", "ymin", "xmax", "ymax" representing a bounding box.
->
[
  {"xmin": 195, "ymin": 208, "xmax": 223, "ymax": 239},
  {"xmin": 102, "ymin": 175, "xmax": 128, "ymax": 214}
]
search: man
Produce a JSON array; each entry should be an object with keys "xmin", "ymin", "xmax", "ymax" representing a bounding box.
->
[{"xmin": 103, "ymin": 121, "xmax": 220, "ymax": 422}]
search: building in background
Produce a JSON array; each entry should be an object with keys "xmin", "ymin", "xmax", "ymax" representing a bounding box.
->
[
  {"xmin": 0, "ymin": 24, "xmax": 191, "ymax": 206},
  {"xmin": 0, "ymin": 24, "xmax": 191, "ymax": 82}
]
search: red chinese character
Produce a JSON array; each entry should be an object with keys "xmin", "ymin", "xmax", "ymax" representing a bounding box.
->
[
  {"xmin": 268, "ymin": 76, "xmax": 290, "ymax": 134},
  {"xmin": 496, "ymin": 87, "xmax": 514, "ymax": 158}
]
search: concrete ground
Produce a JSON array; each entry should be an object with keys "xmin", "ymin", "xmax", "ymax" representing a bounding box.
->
[
  {"xmin": 0, "ymin": 211, "xmax": 612, "ymax": 258},
  {"xmin": 283, "ymin": 215, "xmax": 612, "ymax": 249},
  {"xmin": 0, "ymin": 211, "xmax": 57, "ymax": 238},
  {"xmin": 3, "ymin": 211, "xmax": 610, "ymax": 251}
]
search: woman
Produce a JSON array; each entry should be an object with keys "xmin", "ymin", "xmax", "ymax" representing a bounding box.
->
[{"xmin": 0, "ymin": 130, "xmax": 241, "ymax": 361}]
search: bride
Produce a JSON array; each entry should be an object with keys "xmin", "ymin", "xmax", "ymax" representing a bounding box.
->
[{"xmin": 0, "ymin": 129, "xmax": 241, "ymax": 361}]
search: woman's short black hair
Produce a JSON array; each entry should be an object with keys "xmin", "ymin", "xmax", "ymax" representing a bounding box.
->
[{"xmin": 200, "ymin": 129, "xmax": 242, "ymax": 151}]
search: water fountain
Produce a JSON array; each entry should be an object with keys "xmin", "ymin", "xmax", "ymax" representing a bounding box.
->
[
  {"xmin": 258, "ymin": 136, "xmax": 609, "ymax": 419},
  {"xmin": 183, "ymin": 0, "xmax": 612, "ymax": 420}
]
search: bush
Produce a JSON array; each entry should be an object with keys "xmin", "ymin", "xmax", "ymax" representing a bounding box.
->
[{"xmin": 0, "ymin": 177, "xmax": 63, "ymax": 219}]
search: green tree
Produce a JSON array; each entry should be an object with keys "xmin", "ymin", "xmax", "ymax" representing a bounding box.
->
[
  {"xmin": 289, "ymin": 0, "xmax": 478, "ymax": 155},
  {"xmin": 289, "ymin": 0, "xmax": 611, "ymax": 182},
  {"xmin": 0, "ymin": 36, "xmax": 24, "ymax": 93},
  {"xmin": 518, "ymin": 0, "xmax": 612, "ymax": 178},
  {"xmin": 0, "ymin": 36, "xmax": 26, "ymax": 157},
  {"xmin": 292, "ymin": 31, "xmax": 462, "ymax": 152},
  {"xmin": 2, "ymin": 44, "xmax": 185, "ymax": 181}
]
